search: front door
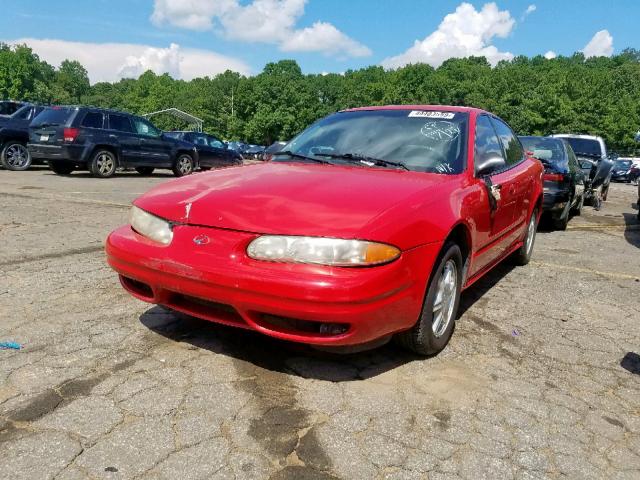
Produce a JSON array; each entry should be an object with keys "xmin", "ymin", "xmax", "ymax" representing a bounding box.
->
[
  {"xmin": 131, "ymin": 117, "xmax": 171, "ymax": 167},
  {"xmin": 107, "ymin": 114, "xmax": 140, "ymax": 164}
]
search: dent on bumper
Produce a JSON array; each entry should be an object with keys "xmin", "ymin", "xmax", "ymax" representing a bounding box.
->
[{"xmin": 106, "ymin": 225, "xmax": 440, "ymax": 346}]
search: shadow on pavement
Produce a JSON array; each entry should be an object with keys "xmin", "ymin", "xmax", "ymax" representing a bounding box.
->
[
  {"xmin": 458, "ymin": 261, "xmax": 515, "ymax": 317},
  {"xmin": 140, "ymin": 306, "xmax": 422, "ymax": 382},
  {"xmin": 622, "ymin": 212, "xmax": 640, "ymax": 248}
]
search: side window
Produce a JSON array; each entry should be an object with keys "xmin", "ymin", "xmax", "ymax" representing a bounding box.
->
[
  {"xmin": 14, "ymin": 107, "xmax": 31, "ymax": 120},
  {"xmin": 491, "ymin": 118, "xmax": 524, "ymax": 166},
  {"xmin": 109, "ymin": 114, "xmax": 133, "ymax": 133},
  {"xmin": 208, "ymin": 136, "xmax": 224, "ymax": 148},
  {"xmin": 132, "ymin": 118, "xmax": 162, "ymax": 137},
  {"xmin": 474, "ymin": 115, "xmax": 504, "ymax": 170},
  {"xmin": 81, "ymin": 112, "xmax": 104, "ymax": 129},
  {"xmin": 191, "ymin": 134, "xmax": 209, "ymax": 146}
]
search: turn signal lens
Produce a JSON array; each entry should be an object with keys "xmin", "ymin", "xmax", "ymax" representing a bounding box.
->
[{"xmin": 247, "ymin": 236, "xmax": 400, "ymax": 267}]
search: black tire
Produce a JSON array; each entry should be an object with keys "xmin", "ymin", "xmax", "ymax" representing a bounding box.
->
[
  {"xmin": 48, "ymin": 160, "xmax": 75, "ymax": 175},
  {"xmin": 571, "ymin": 194, "xmax": 583, "ymax": 216},
  {"xmin": 1, "ymin": 141, "xmax": 32, "ymax": 171},
  {"xmin": 395, "ymin": 242, "xmax": 463, "ymax": 355},
  {"xmin": 602, "ymin": 183, "xmax": 609, "ymax": 201},
  {"xmin": 553, "ymin": 200, "xmax": 570, "ymax": 230},
  {"xmin": 89, "ymin": 150, "xmax": 117, "ymax": 178},
  {"xmin": 135, "ymin": 167, "xmax": 154, "ymax": 176},
  {"xmin": 514, "ymin": 209, "xmax": 538, "ymax": 266},
  {"xmin": 172, "ymin": 154, "xmax": 194, "ymax": 177}
]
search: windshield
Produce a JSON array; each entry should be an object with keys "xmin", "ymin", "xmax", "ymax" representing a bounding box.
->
[
  {"xmin": 519, "ymin": 136, "xmax": 566, "ymax": 167},
  {"xmin": 614, "ymin": 160, "xmax": 632, "ymax": 169},
  {"xmin": 562, "ymin": 138, "xmax": 603, "ymax": 158},
  {"xmin": 31, "ymin": 107, "xmax": 77, "ymax": 127},
  {"xmin": 275, "ymin": 109, "xmax": 469, "ymax": 174}
]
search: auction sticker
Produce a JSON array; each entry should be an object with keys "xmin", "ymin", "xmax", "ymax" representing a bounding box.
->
[{"xmin": 408, "ymin": 111, "xmax": 455, "ymax": 119}]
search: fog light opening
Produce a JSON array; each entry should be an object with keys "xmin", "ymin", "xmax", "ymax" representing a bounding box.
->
[{"xmin": 319, "ymin": 323, "xmax": 349, "ymax": 335}]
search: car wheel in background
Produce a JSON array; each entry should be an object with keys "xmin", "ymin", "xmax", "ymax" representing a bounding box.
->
[
  {"xmin": 48, "ymin": 161, "xmax": 75, "ymax": 175},
  {"xmin": 89, "ymin": 150, "xmax": 117, "ymax": 178},
  {"xmin": 1, "ymin": 141, "xmax": 32, "ymax": 171},
  {"xmin": 514, "ymin": 209, "xmax": 538, "ymax": 266},
  {"xmin": 173, "ymin": 154, "xmax": 194, "ymax": 177},
  {"xmin": 395, "ymin": 241, "xmax": 462, "ymax": 355},
  {"xmin": 553, "ymin": 200, "xmax": 571, "ymax": 230},
  {"xmin": 135, "ymin": 167, "xmax": 154, "ymax": 176},
  {"xmin": 571, "ymin": 194, "xmax": 583, "ymax": 216}
]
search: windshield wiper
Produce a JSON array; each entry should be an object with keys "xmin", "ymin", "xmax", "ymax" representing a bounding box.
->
[
  {"xmin": 315, "ymin": 152, "xmax": 409, "ymax": 171},
  {"xmin": 274, "ymin": 150, "xmax": 332, "ymax": 165}
]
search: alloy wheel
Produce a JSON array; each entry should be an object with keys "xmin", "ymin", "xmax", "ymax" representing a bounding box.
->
[
  {"xmin": 178, "ymin": 156, "xmax": 192, "ymax": 174},
  {"xmin": 97, "ymin": 153, "xmax": 114, "ymax": 175},
  {"xmin": 525, "ymin": 214, "xmax": 536, "ymax": 256},
  {"xmin": 6, "ymin": 144, "xmax": 29, "ymax": 169},
  {"xmin": 432, "ymin": 259, "xmax": 458, "ymax": 338}
]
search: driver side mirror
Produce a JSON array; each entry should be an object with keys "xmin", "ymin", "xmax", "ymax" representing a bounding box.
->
[{"xmin": 476, "ymin": 154, "xmax": 506, "ymax": 177}]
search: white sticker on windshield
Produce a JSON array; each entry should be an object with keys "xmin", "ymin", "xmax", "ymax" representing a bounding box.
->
[{"xmin": 408, "ymin": 111, "xmax": 455, "ymax": 119}]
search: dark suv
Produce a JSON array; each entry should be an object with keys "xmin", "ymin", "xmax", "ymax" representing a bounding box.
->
[
  {"xmin": 1, "ymin": 104, "xmax": 45, "ymax": 170},
  {"xmin": 165, "ymin": 131, "xmax": 242, "ymax": 170},
  {"xmin": 27, "ymin": 107, "xmax": 198, "ymax": 178}
]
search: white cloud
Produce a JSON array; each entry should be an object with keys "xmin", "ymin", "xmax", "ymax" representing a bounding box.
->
[
  {"xmin": 544, "ymin": 50, "xmax": 557, "ymax": 59},
  {"xmin": 280, "ymin": 22, "xmax": 371, "ymax": 57},
  {"xmin": 7, "ymin": 38, "xmax": 250, "ymax": 83},
  {"xmin": 151, "ymin": 0, "xmax": 371, "ymax": 58},
  {"xmin": 521, "ymin": 4, "xmax": 536, "ymax": 20},
  {"xmin": 582, "ymin": 30, "xmax": 614, "ymax": 58},
  {"xmin": 381, "ymin": 2, "xmax": 515, "ymax": 70}
]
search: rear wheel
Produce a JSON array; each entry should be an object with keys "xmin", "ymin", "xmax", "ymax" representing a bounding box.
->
[
  {"xmin": 571, "ymin": 193, "xmax": 583, "ymax": 216},
  {"xmin": 602, "ymin": 183, "xmax": 609, "ymax": 201},
  {"xmin": 1, "ymin": 141, "xmax": 31, "ymax": 171},
  {"xmin": 89, "ymin": 150, "xmax": 117, "ymax": 178},
  {"xmin": 48, "ymin": 161, "xmax": 74, "ymax": 175},
  {"xmin": 395, "ymin": 242, "xmax": 462, "ymax": 355},
  {"xmin": 553, "ymin": 200, "xmax": 571, "ymax": 230},
  {"xmin": 135, "ymin": 166, "xmax": 154, "ymax": 176},
  {"xmin": 173, "ymin": 154, "xmax": 194, "ymax": 177},
  {"xmin": 514, "ymin": 209, "xmax": 538, "ymax": 266}
]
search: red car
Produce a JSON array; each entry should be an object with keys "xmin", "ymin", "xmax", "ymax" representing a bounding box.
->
[{"xmin": 106, "ymin": 106, "xmax": 543, "ymax": 355}]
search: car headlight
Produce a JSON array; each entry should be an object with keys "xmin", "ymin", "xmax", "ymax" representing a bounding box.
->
[
  {"xmin": 130, "ymin": 205, "xmax": 173, "ymax": 245},
  {"xmin": 247, "ymin": 236, "xmax": 400, "ymax": 266}
]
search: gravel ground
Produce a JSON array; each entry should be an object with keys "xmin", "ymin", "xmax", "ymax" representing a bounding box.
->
[{"xmin": 1, "ymin": 166, "xmax": 639, "ymax": 480}]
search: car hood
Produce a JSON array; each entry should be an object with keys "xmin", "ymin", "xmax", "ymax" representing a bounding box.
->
[{"xmin": 134, "ymin": 162, "xmax": 453, "ymax": 247}]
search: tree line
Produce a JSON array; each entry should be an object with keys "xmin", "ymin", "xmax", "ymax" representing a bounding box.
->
[{"xmin": 2, "ymin": 43, "xmax": 640, "ymax": 154}]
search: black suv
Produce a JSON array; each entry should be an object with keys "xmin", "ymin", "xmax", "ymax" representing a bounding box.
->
[
  {"xmin": 165, "ymin": 131, "xmax": 242, "ymax": 170},
  {"xmin": 1, "ymin": 104, "xmax": 45, "ymax": 170},
  {"xmin": 0, "ymin": 100, "xmax": 28, "ymax": 118},
  {"xmin": 27, "ymin": 107, "xmax": 198, "ymax": 178}
]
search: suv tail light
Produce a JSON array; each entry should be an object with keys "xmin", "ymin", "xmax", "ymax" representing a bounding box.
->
[
  {"xmin": 63, "ymin": 128, "xmax": 79, "ymax": 143},
  {"xmin": 543, "ymin": 173, "xmax": 564, "ymax": 182}
]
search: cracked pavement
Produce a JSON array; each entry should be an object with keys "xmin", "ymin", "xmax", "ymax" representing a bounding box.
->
[{"xmin": 1, "ymin": 167, "xmax": 639, "ymax": 479}]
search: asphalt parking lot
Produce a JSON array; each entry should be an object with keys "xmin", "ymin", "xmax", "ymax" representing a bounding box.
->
[{"xmin": 1, "ymin": 166, "xmax": 639, "ymax": 480}]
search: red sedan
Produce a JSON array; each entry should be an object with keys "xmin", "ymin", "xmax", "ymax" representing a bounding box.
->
[{"xmin": 106, "ymin": 106, "xmax": 543, "ymax": 355}]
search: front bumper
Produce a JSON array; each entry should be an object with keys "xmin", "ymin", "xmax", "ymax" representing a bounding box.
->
[{"xmin": 106, "ymin": 224, "xmax": 440, "ymax": 347}]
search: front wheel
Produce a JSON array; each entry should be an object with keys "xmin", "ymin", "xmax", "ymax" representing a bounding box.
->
[
  {"xmin": 395, "ymin": 242, "xmax": 462, "ymax": 355},
  {"xmin": 48, "ymin": 160, "xmax": 74, "ymax": 175},
  {"xmin": 89, "ymin": 150, "xmax": 117, "ymax": 178},
  {"xmin": 513, "ymin": 209, "xmax": 538, "ymax": 266},
  {"xmin": 1, "ymin": 142, "xmax": 31, "ymax": 171},
  {"xmin": 173, "ymin": 154, "xmax": 194, "ymax": 177}
]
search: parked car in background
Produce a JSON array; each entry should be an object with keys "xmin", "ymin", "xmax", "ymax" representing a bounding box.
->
[
  {"xmin": 165, "ymin": 131, "xmax": 242, "ymax": 170},
  {"xmin": 244, "ymin": 144, "xmax": 266, "ymax": 160},
  {"xmin": 227, "ymin": 141, "xmax": 248, "ymax": 155},
  {"xmin": 611, "ymin": 158, "xmax": 634, "ymax": 182},
  {"xmin": 550, "ymin": 134, "xmax": 613, "ymax": 207},
  {"xmin": 0, "ymin": 100, "xmax": 28, "ymax": 118},
  {"xmin": 629, "ymin": 162, "xmax": 640, "ymax": 185},
  {"xmin": 262, "ymin": 141, "xmax": 287, "ymax": 161},
  {"xmin": 0, "ymin": 104, "xmax": 45, "ymax": 170},
  {"xmin": 520, "ymin": 136, "xmax": 584, "ymax": 229},
  {"xmin": 106, "ymin": 105, "xmax": 543, "ymax": 356},
  {"xmin": 27, "ymin": 106, "xmax": 198, "ymax": 178}
]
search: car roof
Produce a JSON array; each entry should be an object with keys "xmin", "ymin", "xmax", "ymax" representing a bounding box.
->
[
  {"xmin": 341, "ymin": 105, "xmax": 487, "ymax": 114},
  {"xmin": 550, "ymin": 133, "xmax": 604, "ymax": 141}
]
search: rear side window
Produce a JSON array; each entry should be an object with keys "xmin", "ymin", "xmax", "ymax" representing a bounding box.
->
[
  {"xmin": 474, "ymin": 115, "xmax": 504, "ymax": 169},
  {"xmin": 81, "ymin": 112, "xmax": 104, "ymax": 129},
  {"xmin": 13, "ymin": 106, "xmax": 32, "ymax": 120},
  {"xmin": 109, "ymin": 114, "xmax": 133, "ymax": 133},
  {"xmin": 31, "ymin": 107, "xmax": 77, "ymax": 127},
  {"xmin": 491, "ymin": 118, "xmax": 524, "ymax": 166},
  {"xmin": 191, "ymin": 133, "xmax": 209, "ymax": 146}
]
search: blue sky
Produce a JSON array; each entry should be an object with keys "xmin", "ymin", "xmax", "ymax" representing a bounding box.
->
[{"xmin": 2, "ymin": 0, "xmax": 637, "ymax": 83}]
